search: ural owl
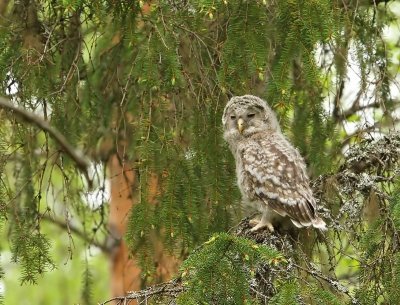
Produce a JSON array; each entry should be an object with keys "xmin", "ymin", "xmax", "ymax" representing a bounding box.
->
[{"xmin": 222, "ymin": 95, "xmax": 326, "ymax": 232}]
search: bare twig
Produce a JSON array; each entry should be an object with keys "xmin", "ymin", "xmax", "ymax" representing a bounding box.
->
[{"xmin": 41, "ymin": 214, "xmax": 116, "ymax": 253}]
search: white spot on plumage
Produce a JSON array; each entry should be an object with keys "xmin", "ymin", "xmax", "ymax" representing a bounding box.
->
[{"xmin": 223, "ymin": 95, "xmax": 327, "ymax": 231}]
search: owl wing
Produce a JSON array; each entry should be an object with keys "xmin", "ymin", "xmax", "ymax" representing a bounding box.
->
[{"xmin": 241, "ymin": 135, "xmax": 324, "ymax": 228}]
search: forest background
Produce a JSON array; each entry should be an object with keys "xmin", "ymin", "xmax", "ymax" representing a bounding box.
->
[{"xmin": 0, "ymin": 0, "xmax": 400, "ymax": 304}]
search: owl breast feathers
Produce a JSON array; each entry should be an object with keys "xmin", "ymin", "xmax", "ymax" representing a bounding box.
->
[{"xmin": 222, "ymin": 95, "xmax": 326, "ymax": 232}]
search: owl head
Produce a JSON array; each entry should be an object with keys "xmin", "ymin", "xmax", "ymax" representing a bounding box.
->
[{"xmin": 222, "ymin": 95, "xmax": 280, "ymax": 143}]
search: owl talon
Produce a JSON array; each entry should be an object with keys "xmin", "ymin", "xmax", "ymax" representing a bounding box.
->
[
  {"xmin": 249, "ymin": 220, "xmax": 274, "ymax": 232},
  {"xmin": 249, "ymin": 218, "xmax": 260, "ymax": 227}
]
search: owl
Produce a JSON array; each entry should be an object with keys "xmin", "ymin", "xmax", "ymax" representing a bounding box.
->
[{"xmin": 222, "ymin": 95, "xmax": 326, "ymax": 232}]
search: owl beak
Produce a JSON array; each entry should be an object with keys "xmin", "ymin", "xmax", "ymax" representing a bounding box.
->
[{"xmin": 237, "ymin": 118, "xmax": 245, "ymax": 134}]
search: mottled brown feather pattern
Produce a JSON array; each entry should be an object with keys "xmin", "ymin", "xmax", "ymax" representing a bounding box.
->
[{"xmin": 222, "ymin": 95, "xmax": 326, "ymax": 231}]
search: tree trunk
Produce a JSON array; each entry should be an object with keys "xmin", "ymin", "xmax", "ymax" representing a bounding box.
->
[
  {"xmin": 108, "ymin": 154, "xmax": 142, "ymax": 297},
  {"xmin": 108, "ymin": 154, "xmax": 180, "ymax": 299}
]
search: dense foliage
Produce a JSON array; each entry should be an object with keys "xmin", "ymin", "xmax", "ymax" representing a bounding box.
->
[{"xmin": 0, "ymin": 0, "xmax": 399, "ymax": 304}]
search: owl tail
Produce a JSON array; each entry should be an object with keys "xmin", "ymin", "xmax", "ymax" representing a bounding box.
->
[
  {"xmin": 290, "ymin": 217, "xmax": 327, "ymax": 231},
  {"xmin": 312, "ymin": 217, "xmax": 327, "ymax": 231}
]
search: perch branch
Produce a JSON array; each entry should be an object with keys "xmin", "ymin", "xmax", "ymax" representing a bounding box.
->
[{"xmin": 100, "ymin": 280, "xmax": 183, "ymax": 304}]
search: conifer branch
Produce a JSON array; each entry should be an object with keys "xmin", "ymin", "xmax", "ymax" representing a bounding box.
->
[
  {"xmin": 42, "ymin": 214, "xmax": 115, "ymax": 254},
  {"xmin": 340, "ymin": 101, "xmax": 381, "ymax": 120},
  {"xmin": 292, "ymin": 262, "xmax": 359, "ymax": 304},
  {"xmin": 340, "ymin": 118, "xmax": 400, "ymax": 148},
  {"xmin": 101, "ymin": 133, "xmax": 400, "ymax": 304},
  {"xmin": 100, "ymin": 280, "xmax": 183, "ymax": 304},
  {"xmin": 0, "ymin": 97, "xmax": 91, "ymax": 181},
  {"xmin": 333, "ymin": 90, "xmax": 398, "ymax": 123}
]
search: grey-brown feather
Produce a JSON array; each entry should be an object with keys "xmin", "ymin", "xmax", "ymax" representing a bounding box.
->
[{"xmin": 222, "ymin": 95, "xmax": 326, "ymax": 230}]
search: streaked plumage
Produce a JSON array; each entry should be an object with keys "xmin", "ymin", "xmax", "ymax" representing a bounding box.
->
[{"xmin": 222, "ymin": 95, "xmax": 326, "ymax": 232}]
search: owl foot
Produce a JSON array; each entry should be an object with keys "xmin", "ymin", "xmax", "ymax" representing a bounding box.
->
[
  {"xmin": 249, "ymin": 217, "xmax": 274, "ymax": 232},
  {"xmin": 249, "ymin": 218, "xmax": 260, "ymax": 227}
]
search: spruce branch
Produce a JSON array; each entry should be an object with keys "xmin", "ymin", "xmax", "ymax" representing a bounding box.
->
[
  {"xmin": 41, "ymin": 214, "xmax": 117, "ymax": 254},
  {"xmin": 100, "ymin": 279, "xmax": 183, "ymax": 305},
  {"xmin": 0, "ymin": 97, "xmax": 91, "ymax": 184},
  {"xmin": 340, "ymin": 101, "xmax": 380, "ymax": 119},
  {"xmin": 340, "ymin": 118, "xmax": 400, "ymax": 149},
  {"xmin": 101, "ymin": 132, "xmax": 400, "ymax": 304},
  {"xmin": 292, "ymin": 262, "xmax": 359, "ymax": 305},
  {"xmin": 333, "ymin": 91, "xmax": 398, "ymax": 123}
]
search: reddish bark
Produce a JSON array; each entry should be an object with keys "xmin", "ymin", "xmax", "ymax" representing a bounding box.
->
[
  {"xmin": 108, "ymin": 155, "xmax": 179, "ymax": 299},
  {"xmin": 108, "ymin": 155, "xmax": 142, "ymax": 296}
]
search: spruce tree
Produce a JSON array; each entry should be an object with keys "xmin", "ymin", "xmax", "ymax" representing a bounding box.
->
[{"xmin": 0, "ymin": 0, "xmax": 399, "ymax": 304}]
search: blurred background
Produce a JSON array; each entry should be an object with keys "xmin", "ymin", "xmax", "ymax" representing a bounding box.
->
[{"xmin": 0, "ymin": 0, "xmax": 399, "ymax": 304}]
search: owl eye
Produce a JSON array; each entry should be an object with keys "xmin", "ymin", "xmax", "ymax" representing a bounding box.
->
[
  {"xmin": 230, "ymin": 115, "xmax": 236, "ymax": 120},
  {"xmin": 247, "ymin": 113, "xmax": 256, "ymax": 118}
]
